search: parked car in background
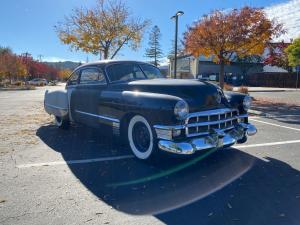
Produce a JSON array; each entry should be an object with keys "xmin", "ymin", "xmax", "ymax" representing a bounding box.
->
[
  {"xmin": 44, "ymin": 60, "xmax": 257, "ymax": 161},
  {"xmin": 48, "ymin": 80, "xmax": 58, "ymax": 86},
  {"xmin": 28, "ymin": 78, "xmax": 48, "ymax": 86}
]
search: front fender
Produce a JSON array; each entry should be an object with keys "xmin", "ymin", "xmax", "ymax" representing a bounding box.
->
[
  {"xmin": 121, "ymin": 91, "xmax": 182, "ymax": 125},
  {"xmin": 224, "ymin": 91, "xmax": 247, "ymax": 114}
]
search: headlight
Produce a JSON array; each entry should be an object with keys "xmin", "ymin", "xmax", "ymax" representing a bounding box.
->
[
  {"xmin": 174, "ymin": 100, "xmax": 189, "ymax": 120},
  {"xmin": 243, "ymin": 95, "xmax": 252, "ymax": 111}
]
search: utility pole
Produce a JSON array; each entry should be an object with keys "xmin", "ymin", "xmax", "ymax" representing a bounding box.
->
[
  {"xmin": 37, "ymin": 54, "xmax": 43, "ymax": 62},
  {"xmin": 21, "ymin": 52, "xmax": 31, "ymax": 79}
]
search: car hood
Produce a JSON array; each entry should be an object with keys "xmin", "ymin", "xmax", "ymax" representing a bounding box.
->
[{"xmin": 116, "ymin": 79, "xmax": 227, "ymax": 112}]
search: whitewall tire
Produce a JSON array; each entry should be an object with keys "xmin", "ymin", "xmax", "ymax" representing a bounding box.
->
[
  {"xmin": 54, "ymin": 116, "xmax": 70, "ymax": 129},
  {"xmin": 128, "ymin": 115, "xmax": 156, "ymax": 160}
]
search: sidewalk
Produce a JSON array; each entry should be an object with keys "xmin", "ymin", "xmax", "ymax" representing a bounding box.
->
[{"xmin": 233, "ymin": 87, "xmax": 299, "ymax": 92}]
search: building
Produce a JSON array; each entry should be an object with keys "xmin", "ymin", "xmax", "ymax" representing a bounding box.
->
[{"xmin": 169, "ymin": 54, "xmax": 264, "ymax": 85}]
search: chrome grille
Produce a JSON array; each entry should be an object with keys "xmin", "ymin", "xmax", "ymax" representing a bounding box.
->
[{"xmin": 185, "ymin": 108, "xmax": 239, "ymax": 137}]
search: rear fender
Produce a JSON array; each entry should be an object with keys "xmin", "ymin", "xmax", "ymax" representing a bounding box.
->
[{"xmin": 44, "ymin": 90, "xmax": 69, "ymax": 119}]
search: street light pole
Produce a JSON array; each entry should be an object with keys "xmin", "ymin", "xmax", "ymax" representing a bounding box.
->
[
  {"xmin": 174, "ymin": 15, "xmax": 178, "ymax": 79},
  {"xmin": 171, "ymin": 11, "xmax": 184, "ymax": 79}
]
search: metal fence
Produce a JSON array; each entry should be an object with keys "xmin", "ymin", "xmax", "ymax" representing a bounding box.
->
[{"xmin": 245, "ymin": 72, "xmax": 300, "ymax": 88}]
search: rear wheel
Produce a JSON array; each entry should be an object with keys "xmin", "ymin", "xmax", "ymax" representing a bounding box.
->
[
  {"xmin": 54, "ymin": 116, "xmax": 70, "ymax": 129},
  {"xmin": 127, "ymin": 115, "xmax": 157, "ymax": 160}
]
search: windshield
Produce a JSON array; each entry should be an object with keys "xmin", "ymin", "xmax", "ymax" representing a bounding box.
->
[{"xmin": 106, "ymin": 63, "xmax": 163, "ymax": 82}]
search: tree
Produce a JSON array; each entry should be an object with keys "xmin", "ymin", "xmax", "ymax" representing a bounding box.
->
[
  {"xmin": 264, "ymin": 42, "xmax": 291, "ymax": 72},
  {"xmin": 18, "ymin": 55, "xmax": 59, "ymax": 80},
  {"xmin": 0, "ymin": 46, "xmax": 12, "ymax": 55},
  {"xmin": 55, "ymin": 0, "xmax": 149, "ymax": 59},
  {"xmin": 0, "ymin": 50, "xmax": 27, "ymax": 82},
  {"xmin": 167, "ymin": 39, "xmax": 185, "ymax": 59},
  {"xmin": 285, "ymin": 38, "xmax": 300, "ymax": 67},
  {"xmin": 145, "ymin": 25, "xmax": 163, "ymax": 66},
  {"xmin": 58, "ymin": 69, "xmax": 72, "ymax": 81},
  {"xmin": 184, "ymin": 7, "xmax": 284, "ymax": 89}
]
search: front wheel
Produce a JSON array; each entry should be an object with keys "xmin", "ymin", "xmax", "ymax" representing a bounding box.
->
[
  {"xmin": 54, "ymin": 116, "xmax": 70, "ymax": 129},
  {"xmin": 127, "ymin": 115, "xmax": 157, "ymax": 160}
]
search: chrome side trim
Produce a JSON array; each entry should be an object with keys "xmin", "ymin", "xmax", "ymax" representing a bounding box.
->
[
  {"xmin": 153, "ymin": 124, "xmax": 185, "ymax": 130},
  {"xmin": 75, "ymin": 110, "xmax": 120, "ymax": 123},
  {"xmin": 44, "ymin": 103, "xmax": 68, "ymax": 111}
]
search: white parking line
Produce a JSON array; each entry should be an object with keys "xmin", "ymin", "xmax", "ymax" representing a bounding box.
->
[
  {"xmin": 18, "ymin": 139, "xmax": 300, "ymax": 168},
  {"xmin": 238, "ymin": 139, "xmax": 300, "ymax": 148},
  {"xmin": 249, "ymin": 115, "xmax": 300, "ymax": 119},
  {"xmin": 250, "ymin": 118, "xmax": 300, "ymax": 132},
  {"xmin": 17, "ymin": 155, "xmax": 134, "ymax": 168}
]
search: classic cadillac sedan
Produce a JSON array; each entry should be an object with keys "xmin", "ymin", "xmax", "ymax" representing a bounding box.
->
[{"xmin": 44, "ymin": 60, "xmax": 257, "ymax": 160}]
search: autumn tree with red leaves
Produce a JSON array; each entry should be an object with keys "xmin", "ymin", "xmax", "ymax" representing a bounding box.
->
[
  {"xmin": 184, "ymin": 7, "xmax": 285, "ymax": 89},
  {"xmin": 19, "ymin": 55, "xmax": 59, "ymax": 80},
  {"xmin": 0, "ymin": 47, "xmax": 27, "ymax": 82},
  {"xmin": 0, "ymin": 47, "xmax": 59, "ymax": 83},
  {"xmin": 264, "ymin": 42, "xmax": 291, "ymax": 72}
]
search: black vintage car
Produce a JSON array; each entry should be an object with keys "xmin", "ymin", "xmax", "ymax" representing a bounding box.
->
[{"xmin": 44, "ymin": 60, "xmax": 257, "ymax": 160}]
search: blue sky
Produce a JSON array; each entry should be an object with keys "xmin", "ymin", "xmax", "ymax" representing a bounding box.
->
[{"xmin": 1, "ymin": 0, "xmax": 297, "ymax": 63}]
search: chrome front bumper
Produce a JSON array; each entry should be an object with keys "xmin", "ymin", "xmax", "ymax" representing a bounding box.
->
[{"xmin": 157, "ymin": 123, "xmax": 257, "ymax": 155}]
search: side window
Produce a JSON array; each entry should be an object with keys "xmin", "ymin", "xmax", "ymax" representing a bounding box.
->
[
  {"xmin": 134, "ymin": 65, "xmax": 145, "ymax": 79},
  {"xmin": 106, "ymin": 64, "xmax": 146, "ymax": 82},
  {"xmin": 140, "ymin": 64, "xmax": 163, "ymax": 79},
  {"xmin": 97, "ymin": 69, "xmax": 106, "ymax": 84},
  {"xmin": 80, "ymin": 68, "xmax": 106, "ymax": 84},
  {"xmin": 67, "ymin": 70, "xmax": 80, "ymax": 86}
]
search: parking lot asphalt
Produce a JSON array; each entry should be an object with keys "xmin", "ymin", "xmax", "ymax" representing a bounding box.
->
[
  {"xmin": 1, "ymin": 86, "xmax": 300, "ymax": 225},
  {"xmin": 250, "ymin": 89, "xmax": 300, "ymax": 106}
]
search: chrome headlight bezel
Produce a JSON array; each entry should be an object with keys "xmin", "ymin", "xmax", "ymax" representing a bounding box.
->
[
  {"xmin": 243, "ymin": 95, "xmax": 252, "ymax": 111},
  {"xmin": 174, "ymin": 100, "xmax": 189, "ymax": 120}
]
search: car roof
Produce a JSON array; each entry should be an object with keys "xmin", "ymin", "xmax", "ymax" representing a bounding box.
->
[{"xmin": 76, "ymin": 60, "xmax": 156, "ymax": 70}]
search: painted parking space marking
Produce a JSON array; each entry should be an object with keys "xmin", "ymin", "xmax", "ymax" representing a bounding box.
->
[
  {"xmin": 250, "ymin": 118, "xmax": 300, "ymax": 132},
  {"xmin": 249, "ymin": 115, "xmax": 300, "ymax": 119},
  {"xmin": 17, "ymin": 155, "xmax": 134, "ymax": 168},
  {"xmin": 18, "ymin": 139, "xmax": 300, "ymax": 169},
  {"xmin": 238, "ymin": 139, "xmax": 300, "ymax": 148}
]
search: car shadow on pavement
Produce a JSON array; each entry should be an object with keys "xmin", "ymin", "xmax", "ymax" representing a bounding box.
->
[
  {"xmin": 253, "ymin": 102, "xmax": 300, "ymax": 125},
  {"xmin": 37, "ymin": 124, "xmax": 300, "ymax": 225}
]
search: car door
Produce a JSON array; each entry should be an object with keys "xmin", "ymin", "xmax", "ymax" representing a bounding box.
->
[{"xmin": 71, "ymin": 66, "xmax": 108, "ymax": 127}]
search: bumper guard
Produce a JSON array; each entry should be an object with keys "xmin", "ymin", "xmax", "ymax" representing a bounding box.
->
[{"xmin": 157, "ymin": 123, "xmax": 257, "ymax": 155}]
